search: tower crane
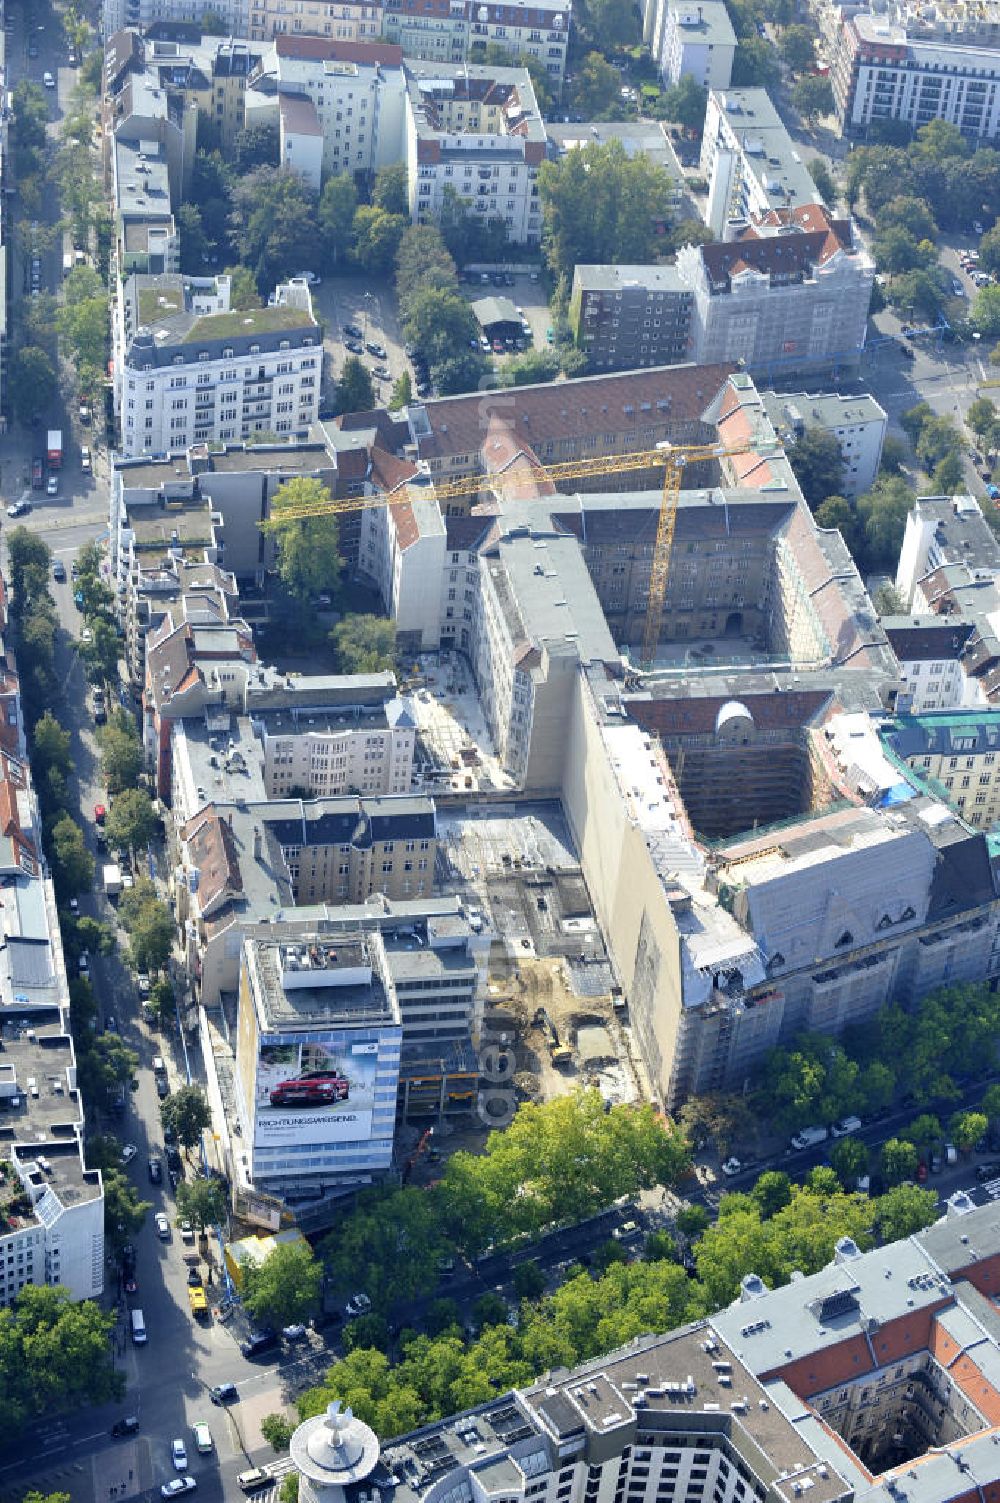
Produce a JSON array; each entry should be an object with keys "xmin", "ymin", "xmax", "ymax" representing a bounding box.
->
[{"xmin": 264, "ymin": 437, "xmax": 781, "ymax": 669}]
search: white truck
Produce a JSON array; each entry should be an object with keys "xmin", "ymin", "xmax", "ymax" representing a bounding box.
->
[
  {"xmin": 790, "ymin": 1125, "xmax": 829, "ymax": 1151},
  {"xmin": 103, "ymin": 863, "xmax": 123, "ymax": 898}
]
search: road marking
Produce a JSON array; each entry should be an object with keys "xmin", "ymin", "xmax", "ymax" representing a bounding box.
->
[{"xmin": 73, "ymin": 1432, "xmax": 107, "ymax": 1445}]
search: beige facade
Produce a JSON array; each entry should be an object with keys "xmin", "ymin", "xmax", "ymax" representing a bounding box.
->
[{"xmin": 259, "ymin": 707, "xmax": 416, "ymax": 799}]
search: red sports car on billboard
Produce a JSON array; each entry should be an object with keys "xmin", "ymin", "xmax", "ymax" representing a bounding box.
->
[{"xmin": 268, "ymin": 1071, "xmax": 350, "ymax": 1107}]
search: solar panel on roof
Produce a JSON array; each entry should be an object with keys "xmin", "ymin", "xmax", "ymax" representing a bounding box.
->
[{"xmin": 816, "ymin": 1288, "xmax": 859, "ymax": 1322}]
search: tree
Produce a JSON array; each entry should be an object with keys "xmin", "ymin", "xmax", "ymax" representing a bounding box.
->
[
  {"xmin": 319, "ymin": 174, "xmax": 359, "ymax": 268},
  {"xmin": 792, "ymin": 74, "xmax": 833, "ymax": 123},
  {"xmin": 512, "ymin": 1260, "xmax": 547, "ymax": 1300},
  {"xmin": 280, "ymin": 1475, "xmax": 300, "ymax": 1503},
  {"xmin": 105, "ymin": 788, "xmax": 157, "ymax": 854},
  {"xmin": 343, "ymin": 1312, "xmax": 391, "ymax": 1351},
  {"xmin": 0, "ymin": 1285, "xmax": 122, "ymax": 1432},
  {"xmin": 175, "ymin": 1176, "xmax": 228, "ymax": 1233},
  {"xmin": 780, "ymin": 24, "xmax": 816, "ymax": 72},
  {"xmin": 538, "ymin": 140, "xmax": 672, "ymax": 280},
  {"xmin": 933, "ymin": 451, "xmax": 964, "ymax": 493},
  {"xmin": 80, "ymin": 619, "xmax": 121, "ymax": 684},
  {"xmin": 979, "ymin": 224, "xmax": 1000, "ymax": 277},
  {"xmin": 10, "ymin": 346, "xmax": 57, "ymax": 425},
  {"xmin": 890, "ymin": 266, "xmax": 946, "ymax": 320},
  {"xmin": 906, "ymin": 1114, "xmax": 942, "ymax": 1150},
  {"xmin": 124, "ymin": 895, "xmax": 175, "ymax": 973},
  {"xmin": 77, "ymin": 1034, "xmax": 139, "ymax": 1114},
  {"xmin": 873, "ymin": 582, "xmax": 905, "ymax": 615},
  {"xmin": 676, "ymin": 1093, "xmax": 757, "ymax": 1155},
  {"xmin": 49, "ymin": 815, "xmax": 95, "ymax": 899},
  {"xmin": 331, "ymin": 615, "xmax": 396, "ymax": 674},
  {"xmin": 334, "ymin": 356, "xmax": 375, "ymax": 417},
  {"xmin": 351, "ymin": 206, "xmax": 407, "ymax": 275},
  {"xmin": 97, "ymin": 724, "xmax": 143, "ymax": 796},
  {"xmin": 373, "ymin": 163, "xmax": 409, "ymax": 217},
  {"xmin": 814, "ymin": 495, "xmax": 862, "ymax": 558},
  {"xmin": 33, "ymin": 711, "xmax": 72, "ymax": 784},
  {"xmin": 161, "ymin": 1085, "xmax": 212, "ymax": 1153},
  {"xmin": 807, "ymin": 157, "xmax": 836, "ymax": 206},
  {"xmin": 660, "ymin": 74, "xmax": 707, "ymax": 133},
  {"xmin": 433, "ymin": 349, "xmax": 490, "ymax": 395},
  {"xmin": 874, "ymin": 1183, "xmax": 940, "ymax": 1242},
  {"xmin": 584, "ymin": 0, "xmax": 640, "ymax": 50},
  {"xmin": 974, "ymin": 286, "xmax": 1000, "ymax": 337},
  {"xmin": 915, "ymin": 413, "xmax": 963, "ymax": 471},
  {"xmin": 233, "ymin": 124, "xmax": 279, "ymax": 173},
  {"xmin": 880, "ymin": 1137, "xmax": 918, "ymax": 1187},
  {"xmin": 320, "ymin": 1185, "xmax": 453, "ymax": 1309},
  {"xmin": 950, "ymin": 1110, "xmax": 988, "ymax": 1152},
  {"xmin": 856, "ymin": 474, "xmax": 916, "ymax": 571},
  {"xmin": 788, "ymin": 426, "xmax": 844, "ymax": 508},
  {"xmin": 178, "ymin": 203, "xmax": 210, "ymax": 274},
  {"xmin": 263, "ymin": 477, "xmax": 344, "ymax": 601},
  {"xmin": 229, "ymin": 168, "xmax": 318, "ymax": 289},
  {"xmin": 750, "ymin": 1170, "xmax": 792, "ymax": 1219},
  {"xmin": 968, "ymin": 397, "xmax": 998, "ymax": 437},
  {"xmin": 732, "ymin": 36, "xmax": 781, "ymax": 88},
  {"xmin": 244, "ymin": 1240, "xmax": 323, "ymax": 1327},
  {"xmin": 389, "ymin": 370, "xmax": 412, "ymax": 411},
  {"xmin": 675, "ymin": 1203, "xmax": 710, "ymax": 1239},
  {"xmin": 502, "ymin": 349, "xmax": 561, "ymax": 387},
  {"xmin": 395, "ymin": 225, "xmax": 458, "ymax": 314},
  {"xmin": 261, "ymin": 1414, "xmax": 295, "ymax": 1453},
  {"xmin": 830, "ymin": 1135, "xmax": 868, "ymax": 1189},
  {"xmin": 403, "ymin": 288, "xmax": 480, "ymax": 370},
  {"xmin": 571, "ymin": 51, "xmax": 625, "ymax": 119},
  {"xmin": 147, "ymin": 977, "xmax": 176, "ymax": 1029},
  {"xmin": 644, "ymin": 1230, "xmax": 678, "ymax": 1262},
  {"xmin": 882, "ymin": 195, "xmax": 937, "ymax": 240},
  {"xmin": 474, "ymin": 1292, "xmax": 509, "ymax": 1328},
  {"xmin": 103, "ymin": 1168, "xmax": 151, "ymax": 1250}
]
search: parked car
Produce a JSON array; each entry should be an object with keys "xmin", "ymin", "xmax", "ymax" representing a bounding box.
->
[
  {"xmin": 240, "ymin": 1328, "xmax": 279, "ymax": 1359},
  {"xmin": 345, "ymin": 339, "xmax": 364, "ymax": 355},
  {"xmin": 791, "ymin": 1125, "xmax": 829, "ymax": 1150},
  {"xmin": 343, "ymin": 323, "xmax": 363, "ymax": 340},
  {"xmin": 155, "ymin": 1212, "xmax": 171, "ymax": 1239},
  {"xmin": 721, "ymin": 1156, "xmax": 742, "ymax": 1176},
  {"xmin": 365, "ymin": 341, "xmax": 386, "ymax": 358},
  {"xmin": 831, "ymin": 1115, "xmax": 862, "ymax": 1138},
  {"xmin": 148, "ymin": 1157, "xmax": 162, "ymax": 1183},
  {"xmin": 43, "ymin": 70, "xmax": 55, "ymax": 87},
  {"xmin": 53, "ymin": 560, "xmax": 66, "ymax": 582},
  {"xmin": 282, "ymin": 1323, "xmax": 308, "ymax": 1342},
  {"xmin": 81, "ymin": 445, "xmax": 91, "ymax": 472},
  {"xmin": 180, "ymin": 1219, "xmax": 195, "ymax": 1243},
  {"xmin": 46, "ymin": 475, "xmax": 58, "ymax": 496},
  {"xmin": 7, "ymin": 499, "xmax": 30, "ymax": 518}
]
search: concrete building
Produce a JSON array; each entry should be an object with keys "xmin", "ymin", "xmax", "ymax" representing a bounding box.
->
[
  {"xmin": 103, "ymin": 0, "xmax": 248, "ymax": 42},
  {"xmin": 895, "ymin": 494, "xmax": 1000, "ymax": 611},
  {"xmin": 464, "ymin": 0, "xmax": 571, "ymax": 88},
  {"xmin": 113, "ymin": 272, "xmax": 323, "ymax": 457},
  {"xmin": 233, "ymin": 930, "xmax": 403, "ymax": 1194},
  {"xmin": 880, "ymin": 709, "xmax": 1000, "ymax": 829},
  {"xmin": 570, "ymin": 265, "xmax": 695, "ymax": 372},
  {"xmin": 645, "ymin": 0, "xmax": 737, "ymax": 89},
  {"xmin": 313, "ymin": 1201, "xmax": 1000, "ymax": 1503},
  {"xmin": 761, "ymin": 390, "xmax": 887, "ymax": 498},
  {"xmin": 832, "ymin": 1, "xmax": 1000, "ymax": 139},
  {"xmin": 243, "ymin": 36, "xmax": 406, "ymax": 188},
  {"xmin": 676, "ymin": 204, "xmax": 874, "ymax": 377},
  {"xmin": 701, "ymin": 88, "xmax": 824, "ymax": 239},
  {"xmin": 884, "ymin": 617, "xmax": 984, "ymax": 714},
  {"xmin": 0, "ymin": 594, "xmax": 104, "ymax": 1306},
  {"xmin": 254, "ymin": 691, "xmax": 416, "ymax": 798},
  {"xmin": 405, "ymin": 61, "xmax": 546, "ymax": 246},
  {"xmin": 248, "ymin": 0, "xmax": 382, "ymax": 44}
]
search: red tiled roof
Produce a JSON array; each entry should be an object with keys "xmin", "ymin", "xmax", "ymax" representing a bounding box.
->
[
  {"xmin": 630, "ymin": 688, "xmax": 833, "ymax": 740},
  {"xmin": 370, "ymin": 446, "xmax": 420, "ymax": 494}
]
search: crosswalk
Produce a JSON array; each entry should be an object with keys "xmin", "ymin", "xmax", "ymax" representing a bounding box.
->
[{"xmin": 978, "ymin": 1176, "xmax": 1000, "ymax": 1201}]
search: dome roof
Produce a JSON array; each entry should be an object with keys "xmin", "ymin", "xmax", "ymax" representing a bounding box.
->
[
  {"xmin": 715, "ymin": 700, "xmax": 754, "ymax": 735},
  {"xmin": 290, "ymin": 1402, "xmax": 381, "ymax": 1492}
]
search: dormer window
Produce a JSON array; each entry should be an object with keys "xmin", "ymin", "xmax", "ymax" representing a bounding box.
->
[
  {"xmin": 249, "ymin": 343, "xmax": 260, "ymax": 355},
  {"xmin": 172, "ymin": 354, "xmax": 183, "ymax": 365},
  {"xmin": 223, "ymin": 346, "xmax": 234, "ymax": 358}
]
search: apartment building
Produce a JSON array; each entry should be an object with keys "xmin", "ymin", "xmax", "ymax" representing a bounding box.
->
[
  {"xmin": 103, "ymin": 0, "xmax": 248, "ymax": 40},
  {"xmin": 644, "ymin": 0, "xmax": 736, "ymax": 89},
  {"xmin": 676, "ymin": 204, "xmax": 874, "ymax": 377},
  {"xmin": 700, "ymin": 88, "xmax": 822, "ymax": 239},
  {"xmin": 405, "ymin": 61, "xmax": 546, "ymax": 245},
  {"xmin": 289, "ymin": 1201, "xmax": 1000, "ymax": 1503},
  {"xmin": 881, "ymin": 709, "xmax": 1000, "ymax": 829},
  {"xmin": 113, "ymin": 273, "xmax": 322, "ymax": 457},
  {"xmin": 243, "ymin": 36, "xmax": 406, "ymax": 188},
  {"xmin": 884, "ymin": 617, "xmax": 984, "ymax": 714},
  {"xmin": 832, "ymin": 1, "xmax": 1000, "ymax": 138},
  {"xmin": 255, "ymin": 695, "xmax": 416, "ymax": 798},
  {"xmin": 0, "ymin": 608, "xmax": 104, "ymax": 1307},
  {"xmin": 762, "ymin": 389, "xmax": 887, "ymax": 497},
  {"xmin": 247, "ymin": 0, "xmax": 381, "ymax": 41},
  {"xmin": 895, "ymin": 494, "xmax": 1000, "ymax": 610},
  {"xmin": 570, "ymin": 265, "xmax": 695, "ymax": 372}
]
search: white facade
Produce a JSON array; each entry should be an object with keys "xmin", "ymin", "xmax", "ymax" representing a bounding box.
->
[
  {"xmin": 256, "ymin": 705, "xmax": 416, "ymax": 798},
  {"xmin": 833, "ymin": 8, "xmax": 1000, "ymax": 138},
  {"xmin": 701, "ymin": 88, "xmax": 819, "ymax": 238},
  {"xmin": 763, "ymin": 390, "xmax": 887, "ymax": 498},
  {"xmin": 359, "ymin": 492, "xmax": 447, "ymax": 652},
  {"xmin": 896, "ymin": 652, "xmax": 985, "ymax": 713},
  {"xmin": 406, "ymin": 63, "xmax": 546, "ymax": 246},
  {"xmin": 115, "ymin": 274, "xmax": 322, "ymax": 458},
  {"xmin": 103, "ymin": 0, "xmax": 249, "ymax": 43},
  {"xmin": 244, "ymin": 38, "xmax": 407, "ymax": 182},
  {"xmin": 2, "ymin": 1152, "xmax": 105, "ymax": 1304},
  {"xmin": 894, "ymin": 495, "xmax": 996, "ymax": 609},
  {"xmin": 646, "ymin": 0, "xmax": 736, "ymax": 89}
]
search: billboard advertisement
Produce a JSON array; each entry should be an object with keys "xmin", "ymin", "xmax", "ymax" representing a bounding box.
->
[{"xmin": 254, "ymin": 1039, "xmax": 378, "ymax": 1148}]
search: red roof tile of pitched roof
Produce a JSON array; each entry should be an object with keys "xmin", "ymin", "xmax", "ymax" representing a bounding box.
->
[{"xmin": 274, "ymin": 34, "xmax": 403, "ymax": 65}]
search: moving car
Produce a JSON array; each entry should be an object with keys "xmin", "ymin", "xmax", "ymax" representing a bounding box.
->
[
  {"xmin": 148, "ymin": 1157, "xmax": 162, "ymax": 1183},
  {"xmin": 161, "ymin": 1481, "xmax": 196, "ymax": 1499},
  {"xmin": 831, "ymin": 1115, "xmax": 862, "ymax": 1138},
  {"xmin": 121, "ymin": 1143, "xmax": 137, "ymax": 1164},
  {"xmin": 111, "ymin": 1417, "xmax": 140, "ymax": 1437},
  {"xmin": 952, "ymin": 278, "xmax": 966, "ymax": 296},
  {"xmin": 155, "ymin": 1212, "xmax": 171, "ymax": 1239},
  {"xmin": 192, "ymin": 1421, "xmax": 213, "ymax": 1454},
  {"xmin": 53, "ymin": 560, "xmax": 66, "ymax": 582},
  {"xmin": 172, "ymin": 1438, "xmax": 188, "ymax": 1471},
  {"xmin": 269, "ymin": 1071, "xmax": 349, "ymax": 1107},
  {"xmin": 43, "ymin": 71, "xmax": 55, "ymax": 87},
  {"xmin": 7, "ymin": 499, "xmax": 30, "ymax": 518},
  {"xmin": 209, "ymin": 1382, "xmax": 238, "ymax": 1405},
  {"xmin": 94, "ymin": 803, "xmax": 106, "ymax": 823},
  {"xmin": 237, "ymin": 1470, "xmax": 270, "ymax": 1494}
]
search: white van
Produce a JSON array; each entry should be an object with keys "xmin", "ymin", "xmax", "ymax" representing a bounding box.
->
[
  {"xmin": 130, "ymin": 1308, "xmax": 147, "ymax": 1344},
  {"xmin": 791, "ymin": 1125, "xmax": 829, "ymax": 1150}
]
